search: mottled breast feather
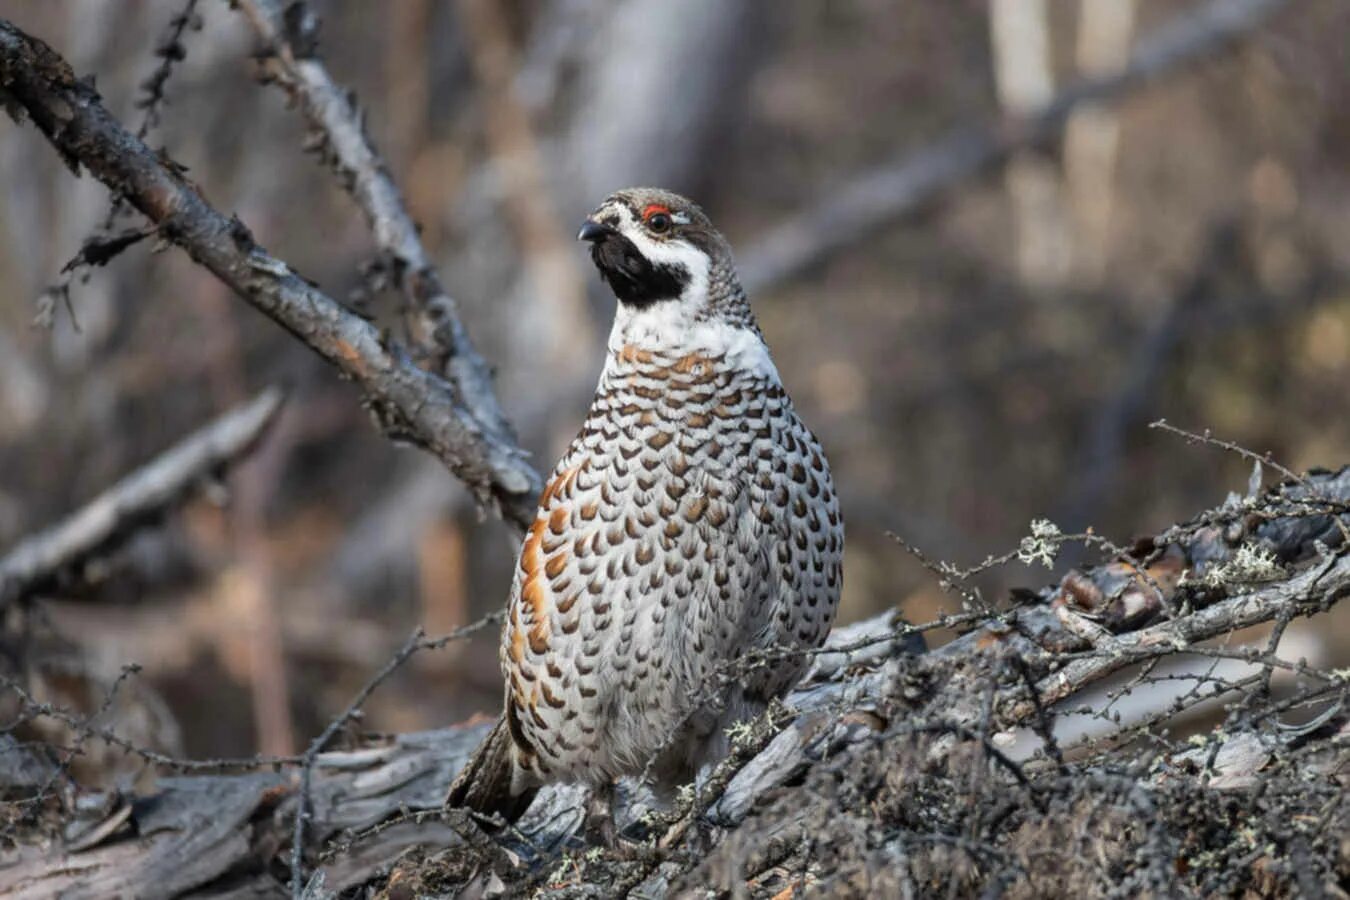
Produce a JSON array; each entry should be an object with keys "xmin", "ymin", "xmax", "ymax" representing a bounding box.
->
[{"xmin": 500, "ymin": 336, "xmax": 843, "ymax": 791}]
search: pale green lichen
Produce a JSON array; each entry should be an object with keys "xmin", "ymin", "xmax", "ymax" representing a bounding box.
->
[
  {"xmin": 725, "ymin": 719, "xmax": 755, "ymax": 751},
  {"xmin": 1017, "ymin": 518, "xmax": 1062, "ymax": 569},
  {"xmin": 546, "ymin": 853, "xmax": 579, "ymax": 885},
  {"xmin": 1202, "ymin": 543, "xmax": 1282, "ymax": 588}
]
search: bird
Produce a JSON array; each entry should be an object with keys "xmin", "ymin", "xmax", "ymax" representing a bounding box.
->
[{"xmin": 446, "ymin": 187, "xmax": 843, "ymax": 840}]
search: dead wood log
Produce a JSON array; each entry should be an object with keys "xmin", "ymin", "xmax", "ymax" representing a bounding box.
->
[
  {"xmin": 2, "ymin": 466, "xmax": 1344, "ymax": 897},
  {"xmin": 0, "ymin": 388, "xmax": 282, "ymax": 610}
]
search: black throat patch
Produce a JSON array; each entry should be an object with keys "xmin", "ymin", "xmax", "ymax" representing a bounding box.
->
[{"xmin": 589, "ymin": 233, "xmax": 690, "ymax": 306}]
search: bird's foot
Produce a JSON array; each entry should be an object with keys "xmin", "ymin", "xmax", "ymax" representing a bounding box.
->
[
  {"xmin": 582, "ymin": 800, "xmax": 617, "ymax": 849},
  {"xmin": 582, "ymin": 782, "xmax": 660, "ymax": 860},
  {"xmin": 581, "ymin": 809, "xmax": 658, "ymax": 859}
]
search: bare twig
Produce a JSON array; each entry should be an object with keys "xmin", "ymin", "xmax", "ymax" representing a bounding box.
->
[
  {"xmin": 1148, "ymin": 419, "xmax": 1307, "ymax": 487},
  {"xmin": 40, "ymin": 0, "xmax": 204, "ymax": 329},
  {"xmin": 232, "ymin": 0, "xmax": 531, "ymax": 498},
  {"xmin": 0, "ymin": 615, "xmax": 502, "ymax": 798},
  {"xmin": 0, "ymin": 387, "xmax": 283, "ymax": 609},
  {"xmin": 0, "ymin": 672, "xmax": 302, "ymax": 773},
  {"xmin": 286, "ymin": 612, "xmax": 503, "ymax": 895},
  {"xmin": 0, "ymin": 20, "xmax": 541, "ymax": 526},
  {"xmin": 290, "ymin": 627, "xmax": 424, "ymax": 899},
  {"xmin": 131, "ymin": 0, "xmax": 202, "ymax": 140},
  {"xmin": 737, "ymin": 0, "xmax": 1293, "ymax": 293}
]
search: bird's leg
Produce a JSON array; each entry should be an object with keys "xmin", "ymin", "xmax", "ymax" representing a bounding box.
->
[
  {"xmin": 583, "ymin": 780, "xmax": 619, "ymax": 848},
  {"xmin": 583, "ymin": 781, "xmax": 654, "ymax": 859}
]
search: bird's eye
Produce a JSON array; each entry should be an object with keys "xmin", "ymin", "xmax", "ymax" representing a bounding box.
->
[{"xmin": 646, "ymin": 211, "xmax": 673, "ymax": 234}]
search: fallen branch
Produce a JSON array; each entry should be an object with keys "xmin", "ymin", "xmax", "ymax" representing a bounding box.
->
[
  {"xmin": 0, "ymin": 20, "xmax": 541, "ymax": 528},
  {"xmin": 737, "ymin": 0, "xmax": 1294, "ymax": 293},
  {"xmin": 0, "ymin": 387, "xmax": 283, "ymax": 609},
  {"xmin": 1003, "ymin": 547, "xmax": 1349, "ymax": 719}
]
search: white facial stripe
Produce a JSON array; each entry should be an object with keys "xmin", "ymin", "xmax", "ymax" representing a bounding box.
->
[
  {"xmin": 610, "ymin": 203, "xmax": 711, "ymax": 305},
  {"xmin": 629, "ymin": 233, "xmax": 709, "ymax": 292}
]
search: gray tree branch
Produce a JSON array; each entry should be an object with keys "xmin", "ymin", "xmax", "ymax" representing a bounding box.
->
[
  {"xmin": 0, "ymin": 19, "xmax": 541, "ymax": 529},
  {"xmin": 0, "ymin": 388, "xmax": 283, "ymax": 610},
  {"xmin": 233, "ymin": 0, "xmax": 523, "ymax": 464}
]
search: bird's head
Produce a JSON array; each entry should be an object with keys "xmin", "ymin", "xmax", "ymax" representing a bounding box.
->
[{"xmin": 578, "ymin": 188, "xmax": 745, "ymax": 325}]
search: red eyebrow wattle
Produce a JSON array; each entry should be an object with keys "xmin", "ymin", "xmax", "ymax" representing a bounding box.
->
[{"xmin": 642, "ymin": 204, "xmax": 671, "ymax": 221}]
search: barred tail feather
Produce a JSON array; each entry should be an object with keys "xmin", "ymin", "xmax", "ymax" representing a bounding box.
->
[{"xmin": 445, "ymin": 715, "xmax": 536, "ymax": 826}]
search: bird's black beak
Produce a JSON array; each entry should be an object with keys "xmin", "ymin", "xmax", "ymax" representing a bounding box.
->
[{"xmin": 577, "ymin": 219, "xmax": 616, "ymax": 243}]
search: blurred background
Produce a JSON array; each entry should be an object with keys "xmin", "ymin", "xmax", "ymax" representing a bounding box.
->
[{"xmin": 0, "ymin": 0, "xmax": 1347, "ymax": 768}]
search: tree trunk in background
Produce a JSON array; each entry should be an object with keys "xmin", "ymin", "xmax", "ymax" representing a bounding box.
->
[
  {"xmin": 458, "ymin": 0, "xmax": 594, "ymax": 398},
  {"xmin": 990, "ymin": 0, "xmax": 1073, "ymax": 290},
  {"xmin": 1066, "ymin": 0, "xmax": 1138, "ymax": 286}
]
